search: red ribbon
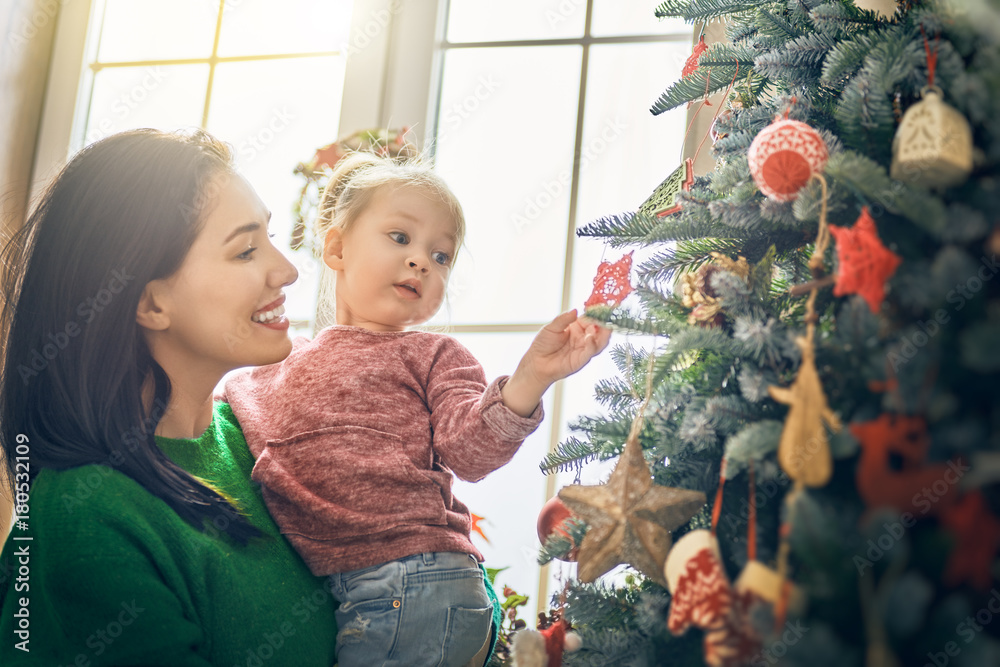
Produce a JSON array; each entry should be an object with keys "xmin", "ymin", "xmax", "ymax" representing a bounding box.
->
[
  {"xmin": 921, "ymin": 25, "xmax": 940, "ymax": 88},
  {"xmin": 711, "ymin": 458, "xmax": 726, "ymax": 535},
  {"xmin": 747, "ymin": 460, "xmax": 757, "ymax": 562}
]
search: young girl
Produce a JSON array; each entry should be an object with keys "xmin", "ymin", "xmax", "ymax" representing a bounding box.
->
[{"xmin": 224, "ymin": 152, "xmax": 611, "ymax": 666}]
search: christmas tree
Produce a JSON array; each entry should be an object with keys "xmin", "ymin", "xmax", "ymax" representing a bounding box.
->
[{"xmin": 532, "ymin": 1, "xmax": 1000, "ymax": 665}]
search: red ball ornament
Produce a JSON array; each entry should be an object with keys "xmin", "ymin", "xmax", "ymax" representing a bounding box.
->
[
  {"xmin": 748, "ymin": 118, "xmax": 828, "ymax": 202},
  {"xmin": 537, "ymin": 496, "xmax": 579, "ymax": 561}
]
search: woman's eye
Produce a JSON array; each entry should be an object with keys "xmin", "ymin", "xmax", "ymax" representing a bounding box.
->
[
  {"xmin": 237, "ymin": 246, "xmax": 258, "ymax": 261},
  {"xmin": 389, "ymin": 232, "xmax": 409, "ymax": 245},
  {"xmin": 433, "ymin": 251, "xmax": 451, "ymax": 266},
  {"xmin": 268, "ymin": 232, "xmax": 276, "ymax": 239}
]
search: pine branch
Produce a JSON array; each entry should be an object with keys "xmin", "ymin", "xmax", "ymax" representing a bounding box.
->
[
  {"xmin": 755, "ymin": 31, "xmax": 836, "ymax": 85},
  {"xmin": 823, "ymin": 151, "xmax": 948, "ymax": 237},
  {"xmin": 835, "ymin": 23, "xmax": 923, "ymax": 157},
  {"xmin": 756, "ymin": 8, "xmax": 801, "ymax": 40},
  {"xmin": 575, "ymin": 212, "xmax": 663, "ymax": 245},
  {"xmin": 637, "ymin": 238, "xmax": 743, "ymax": 287},
  {"xmin": 821, "ymin": 30, "xmax": 883, "ymax": 85},
  {"xmin": 593, "ymin": 376, "xmax": 642, "ymax": 414},
  {"xmin": 727, "ymin": 19, "xmax": 761, "ymax": 44},
  {"xmin": 539, "ymin": 436, "xmax": 604, "ymax": 475},
  {"xmin": 659, "ymin": 0, "xmax": 775, "ymax": 22},
  {"xmin": 650, "ymin": 43, "xmax": 760, "ymax": 115},
  {"xmin": 654, "ymin": 0, "xmax": 692, "ymax": 19},
  {"xmin": 649, "ymin": 327, "xmax": 741, "ymax": 388},
  {"xmin": 577, "ymin": 210, "xmax": 734, "ymax": 249},
  {"xmin": 809, "ymin": 1, "xmax": 893, "ymax": 38},
  {"xmin": 596, "ymin": 307, "xmax": 680, "ymax": 337}
]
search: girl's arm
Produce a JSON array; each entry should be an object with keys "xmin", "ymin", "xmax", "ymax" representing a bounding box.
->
[{"xmin": 500, "ymin": 310, "xmax": 612, "ymax": 418}]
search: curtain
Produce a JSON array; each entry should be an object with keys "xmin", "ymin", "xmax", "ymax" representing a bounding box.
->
[{"xmin": 0, "ymin": 0, "xmax": 60, "ymax": 544}]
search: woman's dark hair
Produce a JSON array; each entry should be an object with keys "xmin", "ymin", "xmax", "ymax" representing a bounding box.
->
[{"xmin": 0, "ymin": 128, "xmax": 261, "ymax": 543}]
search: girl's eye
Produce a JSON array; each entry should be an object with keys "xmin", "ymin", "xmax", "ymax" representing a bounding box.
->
[
  {"xmin": 432, "ymin": 251, "xmax": 451, "ymax": 266},
  {"xmin": 268, "ymin": 232, "xmax": 276, "ymax": 239},
  {"xmin": 237, "ymin": 246, "xmax": 258, "ymax": 261},
  {"xmin": 389, "ymin": 232, "xmax": 409, "ymax": 245}
]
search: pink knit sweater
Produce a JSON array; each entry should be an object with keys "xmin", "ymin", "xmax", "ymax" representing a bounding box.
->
[{"xmin": 224, "ymin": 325, "xmax": 543, "ymax": 575}]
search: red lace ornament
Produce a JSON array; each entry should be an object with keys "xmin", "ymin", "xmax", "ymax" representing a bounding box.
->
[
  {"xmin": 748, "ymin": 118, "xmax": 828, "ymax": 201},
  {"xmin": 829, "ymin": 207, "xmax": 902, "ymax": 313},
  {"xmin": 941, "ymin": 492, "xmax": 1000, "ymax": 591},
  {"xmin": 683, "ymin": 35, "xmax": 709, "ymax": 78},
  {"xmin": 585, "ymin": 252, "xmax": 634, "ymax": 309},
  {"xmin": 853, "ymin": 414, "xmax": 961, "ymax": 516}
]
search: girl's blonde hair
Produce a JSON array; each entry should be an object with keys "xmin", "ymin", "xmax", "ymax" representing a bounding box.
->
[
  {"xmin": 315, "ymin": 151, "xmax": 465, "ymax": 248},
  {"xmin": 312, "ymin": 151, "xmax": 465, "ymax": 330}
]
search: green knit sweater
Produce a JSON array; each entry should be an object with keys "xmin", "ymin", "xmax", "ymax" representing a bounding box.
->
[{"xmin": 0, "ymin": 402, "xmax": 338, "ymax": 665}]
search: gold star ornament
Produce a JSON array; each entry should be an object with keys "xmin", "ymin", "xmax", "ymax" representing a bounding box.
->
[{"xmin": 558, "ymin": 436, "xmax": 706, "ymax": 587}]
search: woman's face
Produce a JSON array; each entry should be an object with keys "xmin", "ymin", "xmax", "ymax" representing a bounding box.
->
[{"xmin": 140, "ymin": 172, "xmax": 298, "ymax": 379}]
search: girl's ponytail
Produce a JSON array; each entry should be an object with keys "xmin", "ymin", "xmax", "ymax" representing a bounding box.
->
[{"xmin": 315, "ymin": 152, "xmax": 382, "ymax": 240}]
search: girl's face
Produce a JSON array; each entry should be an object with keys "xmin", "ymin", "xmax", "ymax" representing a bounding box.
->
[
  {"xmin": 324, "ymin": 186, "xmax": 457, "ymax": 332},
  {"xmin": 139, "ymin": 173, "xmax": 298, "ymax": 379}
]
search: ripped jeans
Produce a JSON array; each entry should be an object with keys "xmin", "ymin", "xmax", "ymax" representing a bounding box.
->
[{"xmin": 327, "ymin": 552, "xmax": 494, "ymax": 667}]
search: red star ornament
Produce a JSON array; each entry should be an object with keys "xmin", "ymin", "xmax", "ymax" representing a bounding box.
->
[
  {"xmin": 829, "ymin": 207, "xmax": 902, "ymax": 313},
  {"xmin": 470, "ymin": 513, "xmax": 489, "ymax": 543},
  {"xmin": 585, "ymin": 252, "xmax": 634, "ymax": 309},
  {"xmin": 941, "ymin": 492, "xmax": 1000, "ymax": 591}
]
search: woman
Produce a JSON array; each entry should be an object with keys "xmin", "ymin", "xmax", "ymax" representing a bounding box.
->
[{"xmin": 0, "ymin": 129, "xmax": 337, "ymax": 664}]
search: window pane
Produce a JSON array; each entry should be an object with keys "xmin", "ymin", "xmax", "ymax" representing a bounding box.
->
[
  {"xmin": 570, "ymin": 42, "xmax": 689, "ymax": 309},
  {"xmin": 446, "ymin": 0, "xmax": 585, "ymax": 42},
  {"xmin": 449, "ymin": 332, "xmax": 553, "ymax": 608},
  {"xmin": 590, "ymin": 0, "xmax": 689, "ymax": 37},
  {"xmin": 206, "ymin": 56, "xmax": 347, "ymax": 326},
  {"xmin": 84, "ymin": 65, "xmax": 210, "ymax": 146},
  {"xmin": 97, "ymin": 0, "xmax": 218, "ymax": 62},
  {"xmin": 217, "ymin": 0, "xmax": 353, "ymax": 57},
  {"xmin": 430, "ymin": 46, "xmax": 581, "ymax": 326}
]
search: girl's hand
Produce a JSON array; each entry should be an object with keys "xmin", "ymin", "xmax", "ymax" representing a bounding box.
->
[{"xmin": 500, "ymin": 310, "xmax": 611, "ymax": 417}]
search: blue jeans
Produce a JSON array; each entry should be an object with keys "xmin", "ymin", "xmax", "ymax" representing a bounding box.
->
[{"xmin": 328, "ymin": 552, "xmax": 494, "ymax": 667}]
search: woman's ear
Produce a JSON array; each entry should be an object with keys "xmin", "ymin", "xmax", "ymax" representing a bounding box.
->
[
  {"xmin": 323, "ymin": 228, "xmax": 346, "ymax": 271},
  {"xmin": 136, "ymin": 281, "xmax": 170, "ymax": 331}
]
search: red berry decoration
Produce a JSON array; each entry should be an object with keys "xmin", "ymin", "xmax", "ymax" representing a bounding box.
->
[
  {"xmin": 537, "ymin": 496, "xmax": 579, "ymax": 561},
  {"xmin": 748, "ymin": 118, "xmax": 828, "ymax": 202}
]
